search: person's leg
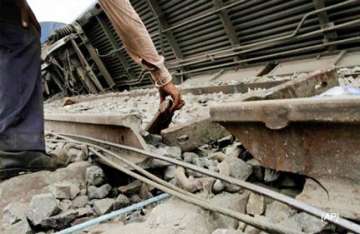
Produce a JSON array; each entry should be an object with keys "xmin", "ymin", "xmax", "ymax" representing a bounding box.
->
[
  {"xmin": 0, "ymin": 23, "xmax": 45, "ymax": 151},
  {"xmin": 0, "ymin": 23, "xmax": 63, "ymax": 179}
]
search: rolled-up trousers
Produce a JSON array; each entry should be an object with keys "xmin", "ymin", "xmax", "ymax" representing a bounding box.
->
[{"xmin": 0, "ymin": 22, "xmax": 45, "ymax": 151}]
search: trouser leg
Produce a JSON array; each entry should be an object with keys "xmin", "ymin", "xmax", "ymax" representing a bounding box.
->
[{"xmin": 0, "ymin": 23, "xmax": 45, "ymax": 152}]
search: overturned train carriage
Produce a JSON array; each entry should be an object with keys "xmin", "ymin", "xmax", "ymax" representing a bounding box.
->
[{"xmin": 41, "ymin": 0, "xmax": 360, "ymax": 97}]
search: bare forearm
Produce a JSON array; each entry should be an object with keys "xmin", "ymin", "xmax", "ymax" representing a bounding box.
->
[{"xmin": 99, "ymin": 0, "xmax": 172, "ymax": 87}]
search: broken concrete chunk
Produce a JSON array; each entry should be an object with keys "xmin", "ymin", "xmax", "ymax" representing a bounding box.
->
[
  {"xmin": 2, "ymin": 202, "xmax": 28, "ymax": 226},
  {"xmin": 145, "ymin": 198, "xmax": 217, "ymax": 234},
  {"xmin": 93, "ymin": 198, "xmax": 115, "ymax": 215},
  {"xmin": 40, "ymin": 209, "xmax": 79, "ymax": 230},
  {"xmin": 213, "ymin": 180, "xmax": 225, "ymax": 194},
  {"xmin": 212, "ymin": 229, "xmax": 245, "ymax": 234},
  {"xmin": 50, "ymin": 182, "xmax": 80, "ymax": 200},
  {"xmin": 297, "ymin": 178, "xmax": 360, "ymax": 221},
  {"xmin": 3, "ymin": 219, "xmax": 33, "ymax": 234},
  {"xmin": 276, "ymin": 212, "xmax": 327, "ymax": 233},
  {"xmin": 225, "ymin": 183, "xmax": 242, "ymax": 193},
  {"xmin": 76, "ymin": 206, "xmax": 95, "ymax": 218},
  {"xmin": 265, "ymin": 201, "xmax": 296, "ymax": 224},
  {"xmin": 210, "ymin": 192, "xmax": 249, "ymax": 229},
  {"xmin": 193, "ymin": 157, "xmax": 209, "ymax": 168},
  {"xmin": 224, "ymin": 143, "xmax": 242, "ymax": 158},
  {"xmin": 59, "ymin": 199, "xmax": 73, "ymax": 212},
  {"xmin": 114, "ymin": 194, "xmax": 130, "ymax": 210},
  {"xmin": 86, "ymin": 165, "xmax": 106, "ymax": 186},
  {"xmin": 72, "ymin": 195, "xmax": 89, "ymax": 209},
  {"xmin": 228, "ymin": 158, "xmax": 253, "ymax": 181},
  {"xmin": 164, "ymin": 146, "xmax": 182, "ymax": 160},
  {"xmin": 293, "ymin": 212, "xmax": 328, "ymax": 233},
  {"xmin": 217, "ymin": 160, "xmax": 231, "ymax": 176},
  {"xmin": 26, "ymin": 193, "xmax": 61, "ymax": 226},
  {"xmin": 243, "ymin": 225, "xmax": 261, "ymax": 234},
  {"xmin": 175, "ymin": 167, "xmax": 203, "ymax": 193},
  {"xmin": 206, "ymin": 158, "xmax": 218, "ymax": 168},
  {"xmin": 246, "ymin": 193, "xmax": 265, "ymax": 216},
  {"xmin": 0, "ymin": 162, "xmax": 89, "ymax": 231},
  {"xmin": 88, "ymin": 184, "xmax": 112, "ymax": 200},
  {"xmin": 66, "ymin": 147, "xmax": 88, "ymax": 163},
  {"xmin": 130, "ymin": 194, "xmax": 142, "ymax": 204},
  {"xmin": 139, "ymin": 183, "xmax": 153, "ymax": 199},
  {"xmin": 214, "ymin": 158, "xmax": 246, "ymax": 193},
  {"xmin": 118, "ymin": 180, "xmax": 142, "ymax": 195},
  {"xmin": 143, "ymin": 133, "xmax": 162, "ymax": 146},
  {"xmin": 164, "ymin": 165, "xmax": 177, "ymax": 181},
  {"xmin": 183, "ymin": 152, "xmax": 198, "ymax": 163}
]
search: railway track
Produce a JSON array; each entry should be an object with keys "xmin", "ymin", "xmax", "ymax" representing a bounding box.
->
[{"xmin": 46, "ymin": 132, "xmax": 360, "ymax": 234}]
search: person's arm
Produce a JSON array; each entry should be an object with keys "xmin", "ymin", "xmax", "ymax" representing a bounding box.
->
[{"xmin": 99, "ymin": 0, "xmax": 184, "ymax": 112}]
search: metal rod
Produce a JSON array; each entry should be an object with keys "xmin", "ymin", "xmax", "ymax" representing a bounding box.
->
[
  {"xmin": 56, "ymin": 194, "xmax": 170, "ymax": 234},
  {"xmin": 90, "ymin": 149, "xmax": 301, "ymax": 234},
  {"xmin": 49, "ymin": 134, "xmax": 303, "ymax": 234},
  {"xmin": 48, "ymin": 133, "xmax": 360, "ymax": 233}
]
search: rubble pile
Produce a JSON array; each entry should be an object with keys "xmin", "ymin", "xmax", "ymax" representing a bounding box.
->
[
  {"xmin": 0, "ymin": 129, "xmax": 345, "ymax": 234},
  {"xmin": 2, "ymin": 67, "xmax": 359, "ymax": 233},
  {"xmin": 84, "ymin": 134, "xmax": 347, "ymax": 234},
  {"xmin": 0, "ymin": 144, "xmax": 159, "ymax": 234},
  {"xmin": 45, "ymin": 91, "xmax": 247, "ymax": 129},
  {"xmin": 44, "ymin": 66, "xmax": 360, "ymax": 130}
]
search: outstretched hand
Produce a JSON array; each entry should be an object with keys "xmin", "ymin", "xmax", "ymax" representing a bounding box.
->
[{"xmin": 159, "ymin": 82, "xmax": 185, "ymax": 112}]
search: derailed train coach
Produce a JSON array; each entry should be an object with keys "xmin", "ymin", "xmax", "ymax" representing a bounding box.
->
[{"xmin": 41, "ymin": 0, "xmax": 360, "ymax": 97}]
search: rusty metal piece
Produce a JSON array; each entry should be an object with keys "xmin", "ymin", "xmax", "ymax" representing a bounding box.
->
[
  {"xmin": 45, "ymin": 114, "xmax": 147, "ymax": 150},
  {"xmin": 65, "ymin": 80, "xmax": 288, "ymax": 106},
  {"xmin": 211, "ymin": 97, "xmax": 360, "ymax": 181},
  {"xmin": 146, "ymin": 99, "xmax": 174, "ymax": 134},
  {"xmin": 181, "ymin": 80, "xmax": 287, "ymax": 96},
  {"xmin": 161, "ymin": 118, "xmax": 230, "ymax": 151},
  {"xmin": 238, "ymin": 69, "xmax": 339, "ymax": 101}
]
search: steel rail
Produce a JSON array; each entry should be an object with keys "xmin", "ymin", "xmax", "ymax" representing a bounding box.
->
[
  {"xmin": 48, "ymin": 134, "xmax": 303, "ymax": 234},
  {"xmin": 168, "ymin": 18, "xmax": 360, "ymax": 69},
  {"xmin": 172, "ymin": 36, "xmax": 360, "ymax": 75},
  {"xmin": 47, "ymin": 133, "xmax": 360, "ymax": 233}
]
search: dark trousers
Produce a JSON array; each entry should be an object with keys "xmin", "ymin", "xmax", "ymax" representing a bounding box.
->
[{"xmin": 0, "ymin": 22, "xmax": 45, "ymax": 151}]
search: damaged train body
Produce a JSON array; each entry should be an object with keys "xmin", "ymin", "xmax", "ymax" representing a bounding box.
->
[{"xmin": 41, "ymin": 0, "xmax": 360, "ymax": 97}]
